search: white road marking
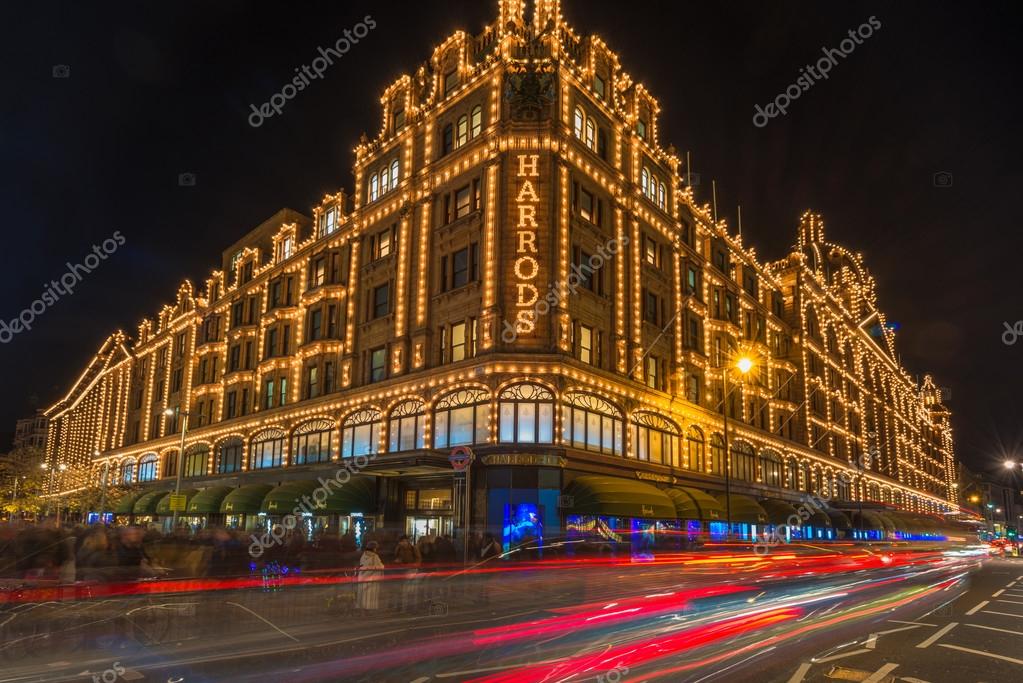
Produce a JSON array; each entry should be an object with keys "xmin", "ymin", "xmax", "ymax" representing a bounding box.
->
[
  {"xmin": 224, "ymin": 601, "xmax": 299, "ymax": 642},
  {"xmin": 409, "ymin": 678, "xmax": 431, "ymax": 683},
  {"xmin": 785, "ymin": 662, "xmax": 812, "ymax": 683},
  {"xmin": 916, "ymin": 621, "xmax": 958, "ymax": 648},
  {"xmin": 888, "ymin": 619, "xmax": 936, "ymax": 627},
  {"xmin": 901, "ymin": 678, "xmax": 931, "ymax": 683},
  {"xmin": 964, "ymin": 622, "xmax": 1023, "ymax": 636},
  {"xmin": 965, "ymin": 600, "xmax": 989, "ymax": 615},
  {"xmin": 992, "ymin": 589, "xmax": 1005, "ymax": 597},
  {"xmin": 863, "ymin": 662, "xmax": 899, "ymax": 683},
  {"xmin": 812, "ymin": 648, "xmax": 871, "ymax": 663},
  {"xmin": 866, "ymin": 623, "xmax": 923, "ymax": 649},
  {"xmin": 938, "ymin": 643, "xmax": 1023, "ymax": 665},
  {"xmin": 1008, "ymin": 581, "xmax": 1018, "ymax": 588},
  {"xmin": 995, "ymin": 599, "xmax": 1023, "ymax": 605},
  {"xmin": 982, "ymin": 610, "xmax": 1023, "ymax": 618}
]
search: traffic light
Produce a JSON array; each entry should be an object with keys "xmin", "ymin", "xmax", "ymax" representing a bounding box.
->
[{"xmin": 1008, "ymin": 527, "xmax": 1018, "ymax": 540}]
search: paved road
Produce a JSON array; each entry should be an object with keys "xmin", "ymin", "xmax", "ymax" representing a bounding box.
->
[
  {"xmin": 0, "ymin": 547, "xmax": 1016, "ymax": 682},
  {"xmin": 776, "ymin": 557, "xmax": 1023, "ymax": 683}
]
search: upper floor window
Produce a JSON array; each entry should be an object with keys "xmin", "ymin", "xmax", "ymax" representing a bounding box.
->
[
  {"xmin": 371, "ymin": 283, "xmax": 390, "ymax": 319},
  {"xmin": 637, "ymin": 118, "xmax": 647, "ymax": 140},
  {"xmin": 641, "ymin": 166, "xmax": 667, "ymax": 209},
  {"xmin": 183, "ymin": 444, "xmax": 209, "ymax": 478},
  {"xmin": 370, "ymin": 347, "xmax": 387, "ymax": 383},
  {"xmin": 250, "ymin": 429, "xmax": 285, "ymax": 470},
  {"xmin": 573, "ymin": 105, "xmax": 604, "ymax": 156},
  {"xmin": 318, "ymin": 206, "xmax": 340, "ymax": 237},
  {"xmin": 341, "ymin": 408, "xmax": 381, "ymax": 458},
  {"xmin": 443, "ymin": 69, "xmax": 458, "ymax": 96},
  {"xmin": 120, "ymin": 460, "xmax": 135, "ymax": 485},
  {"xmin": 292, "ymin": 418, "xmax": 334, "ymax": 465},
  {"xmin": 632, "ymin": 412, "xmax": 681, "ymax": 466},
  {"xmin": 434, "ymin": 388, "xmax": 490, "ymax": 448},
  {"xmin": 217, "ymin": 437, "xmax": 243, "ymax": 474},
  {"xmin": 440, "ymin": 242, "xmax": 479, "ymax": 292},
  {"xmin": 388, "ymin": 400, "xmax": 425, "ymax": 451},
  {"xmin": 277, "ymin": 235, "xmax": 294, "ymax": 262},
  {"xmin": 500, "ymin": 383, "xmax": 555, "ymax": 444},
  {"xmin": 368, "ymin": 159, "xmax": 400, "ymax": 202},
  {"xmin": 137, "ymin": 453, "xmax": 159, "ymax": 482},
  {"xmin": 562, "ymin": 392, "xmax": 622, "ymax": 455},
  {"xmin": 593, "ymin": 74, "xmax": 605, "ymax": 99}
]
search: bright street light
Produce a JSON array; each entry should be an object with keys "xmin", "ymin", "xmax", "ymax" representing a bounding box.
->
[
  {"xmin": 736, "ymin": 357, "xmax": 754, "ymax": 374},
  {"xmin": 1004, "ymin": 460, "xmax": 1017, "ymax": 469}
]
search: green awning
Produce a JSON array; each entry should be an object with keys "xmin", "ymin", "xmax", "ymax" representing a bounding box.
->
[
  {"xmin": 563, "ymin": 476, "xmax": 676, "ymax": 519},
  {"xmin": 826, "ymin": 509, "xmax": 852, "ymax": 530},
  {"xmin": 807, "ymin": 509, "xmax": 832, "ymax": 528},
  {"xmin": 666, "ymin": 487, "xmax": 725, "ymax": 521},
  {"xmin": 262, "ymin": 481, "xmax": 322, "ymax": 514},
  {"xmin": 850, "ymin": 510, "xmax": 885, "ymax": 532},
  {"xmin": 220, "ymin": 484, "xmax": 275, "ymax": 514},
  {"xmin": 319, "ymin": 476, "xmax": 376, "ymax": 514},
  {"xmin": 155, "ymin": 489, "xmax": 198, "ymax": 515},
  {"xmin": 186, "ymin": 486, "xmax": 234, "ymax": 514},
  {"xmin": 714, "ymin": 493, "xmax": 768, "ymax": 524},
  {"xmin": 132, "ymin": 490, "xmax": 170, "ymax": 515},
  {"xmin": 876, "ymin": 512, "xmax": 907, "ymax": 533},
  {"xmin": 113, "ymin": 491, "xmax": 146, "ymax": 515},
  {"xmin": 759, "ymin": 499, "xmax": 800, "ymax": 525}
]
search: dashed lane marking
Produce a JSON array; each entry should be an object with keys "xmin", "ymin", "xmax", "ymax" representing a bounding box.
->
[
  {"xmin": 888, "ymin": 620, "xmax": 936, "ymax": 627},
  {"xmin": 992, "ymin": 589, "xmax": 1005, "ymax": 597},
  {"xmin": 995, "ymin": 599, "xmax": 1023, "ymax": 605},
  {"xmin": 937, "ymin": 643, "xmax": 1023, "ymax": 665},
  {"xmin": 964, "ymin": 623, "xmax": 1023, "ymax": 636},
  {"xmin": 862, "ymin": 662, "xmax": 899, "ymax": 683},
  {"xmin": 982, "ymin": 610, "xmax": 1023, "ymax": 618},
  {"xmin": 965, "ymin": 600, "xmax": 988, "ymax": 615},
  {"xmin": 866, "ymin": 624, "xmax": 924, "ymax": 649},
  {"xmin": 916, "ymin": 621, "xmax": 958, "ymax": 648},
  {"xmin": 785, "ymin": 662, "xmax": 811, "ymax": 683},
  {"xmin": 812, "ymin": 648, "xmax": 871, "ymax": 664}
]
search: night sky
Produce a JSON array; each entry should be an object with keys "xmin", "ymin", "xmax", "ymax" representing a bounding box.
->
[{"xmin": 2, "ymin": 1, "xmax": 1020, "ymax": 477}]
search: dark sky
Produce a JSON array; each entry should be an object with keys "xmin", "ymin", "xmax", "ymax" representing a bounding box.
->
[{"xmin": 2, "ymin": 1, "xmax": 1020, "ymax": 476}]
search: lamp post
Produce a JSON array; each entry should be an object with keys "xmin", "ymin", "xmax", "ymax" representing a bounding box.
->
[
  {"xmin": 41, "ymin": 462, "xmax": 68, "ymax": 526},
  {"xmin": 165, "ymin": 408, "xmax": 190, "ymax": 529},
  {"xmin": 721, "ymin": 355, "xmax": 753, "ymax": 540},
  {"xmin": 98, "ymin": 455, "xmax": 109, "ymax": 525},
  {"xmin": 10, "ymin": 475, "xmax": 25, "ymax": 520}
]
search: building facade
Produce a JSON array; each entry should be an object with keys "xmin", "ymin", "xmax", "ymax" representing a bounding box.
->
[
  {"xmin": 13, "ymin": 410, "xmax": 48, "ymax": 451},
  {"xmin": 44, "ymin": 0, "xmax": 960, "ymax": 546}
]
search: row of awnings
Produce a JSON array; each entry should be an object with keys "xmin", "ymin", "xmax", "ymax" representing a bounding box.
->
[
  {"xmin": 562, "ymin": 476, "xmax": 964, "ymax": 534},
  {"xmin": 113, "ymin": 477, "xmax": 377, "ymax": 516}
]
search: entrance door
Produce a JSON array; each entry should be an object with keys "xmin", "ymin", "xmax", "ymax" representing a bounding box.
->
[{"xmin": 406, "ymin": 516, "xmax": 453, "ymax": 541}]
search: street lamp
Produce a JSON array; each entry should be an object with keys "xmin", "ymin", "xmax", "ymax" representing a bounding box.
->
[
  {"xmin": 165, "ymin": 407, "xmax": 190, "ymax": 529},
  {"xmin": 722, "ymin": 355, "xmax": 754, "ymax": 540},
  {"xmin": 97, "ymin": 452, "xmax": 109, "ymax": 525},
  {"xmin": 41, "ymin": 461, "xmax": 68, "ymax": 525},
  {"xmin": 1004, "ymin": 461, "xmax": 1018, "ymax": 470}
]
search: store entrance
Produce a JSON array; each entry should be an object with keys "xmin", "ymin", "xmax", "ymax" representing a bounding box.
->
[{"xmin": 405, "ymin": 515, "xmax": 453, "ymax": 542}]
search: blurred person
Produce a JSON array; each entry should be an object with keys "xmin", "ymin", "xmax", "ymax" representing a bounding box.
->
[
  {"xmin": 480, "ymin": 532, "xmax": 501, "ymax": 562},
  {"xmin": 433, "ymin": 534, "xmax": 457, "ymax": 564},
  {"xmin": 76, "ymin": 526, "xmax": 114, "ymax": 582},
  {"xmin": 356, "ymin": 540, "xmax": 385, "ymax": 611},
  {"xmin": 393, "ymin": 534, "xmax": 421, "ymax": 611},
  {"xmin": 416, "ymin": 532, "xmax": 435, "ymax": 564},
  {"xmin": 113, "ymin": 526, "xmax": 154, "ymax": 580}
]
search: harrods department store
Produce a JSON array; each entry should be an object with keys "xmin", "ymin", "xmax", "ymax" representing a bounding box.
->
[{"xmin": 44, "ymin": 0, "xmax": 961, "ymax": 547}]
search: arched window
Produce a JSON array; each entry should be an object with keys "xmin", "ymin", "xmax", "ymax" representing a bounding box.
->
[
  {"xmin": 785, "ymin": 457, "xmax": 799, "ymax": 489},
  {"xmin": 388, "ymin": 400, "xmax": 425, "ymax": 451},
  {"xmin": 632, "ymin": 412, "xmax": 680, "ymax": 465},
  {"xmin": 341, "ymin": 409, "xmax": 381, "ymax": 458},
  {"xmin": 730, "ymin": 441, "xmax": 756, "ymax": 481},
  {"xmin": 470, "ymin": 105, "xmax": 482, "ymax": 138},
  {"xmin": 183, "ymin": 444, "xmax": 209, "ymax": 478},
  {"xmin": 641, "ymin": 167, "xmax": 650, "ymax": 196},
  {"xmin": 379, "ymin": 167, "xmax": 390, "ymax": 195},
  {"xmin": 120, "ymin": 459, "xmax": 135, "ymax": 485},
  {"xmin": 685, "ymin": 426, "xmax": 705, "ymax": 472},
  {"xmin": 573, "ymin": 106, "xmax": 584, "ymax": 139},
  {"xmin": 217, "ymin": 437, "xmax": 243, "ymax": 474},
  {"xmin": 434, "ymin": 388, "xmax": 489, "ymax": 448},
  {"xmin": 292, "ymin": 419, "xmax": 334, "ymax": 465},
  {"xmin": 562, "ymin": 392, "xmax": 622, "ymax": 454},
  {"xmin": 760, "ymin": 450, "xmax": 782, "ymax": 487},
  {"xmin": 708, "ymin": 433, "xmax": 725, "ymax": 476},
  {"xmin": 389, "ymin": 159, "xmax": 399, "ymax": 189},
  {"xmin": 456, "ymin": 114, "xmax": 468, "ymax": 146},
  {"xmin": 836, "ymin": 475, "xmax": 851, "ymax": 501},
  {"xmin": 369, "ymin": 174, "xmax": 379, "ymax": 202},
  {"xmin": 657, "ymin": 181, "xmax": 666, "ymax": 209},
  {"xmin": 138, "ymin": 453, "xmax": 159, "ymax": 482},
  {"xmin": 250, "ymin": 428, "xmax": 285, "ymax": 470},
  {"xmin": 585, "ymin": 118, "xmax": 595, "ymax": 150},
  {"xmin": 800, "ymin": 461, "xmax": 811, "ymax": 492},
  {"xmin": 500, "ymin": 383, "xmax": 555, "ymax": 444}
]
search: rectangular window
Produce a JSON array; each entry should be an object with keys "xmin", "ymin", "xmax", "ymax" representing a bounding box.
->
[
  {"xmin": 444, "ymin": 69, "xmax": 458, "ymax": 95},
  {"xmin": 244, "ymin": 341, "xmax": 253, "ymax": 369},
  {"xmin": 266, "ymin": 328, "xmax": 277, "ymax": 358},
  {"xmin": 281, "ymin": 325, "xmax": 290, "ymax": 354},
  {"xmin": 637, "ymin": 119, "xmax": 647, "ymax": 139},
  {"xmin": 451, "ymin": 322, "xmax": 466, "ymax": 362},
  {"xmin": 593, "ymin": 74, "xmax": 605, "ymax": 99},
  {"xmin": 370, "ymin": 347, "xmax": 386, "ymax": 382},
  {"xmin": 645, "ymin": 356, "xmax": 659, "ymax": 390},
  {"xmin": 264, "ymin": 379, "xmax": 275, "ymax": 409},
  {"xmin": 172, "ymin": 368, "xmax": 182, "ymax": 392},
  {"xmin": 373, "ymin": 283, "xmax": 390, "ymax": 319},
  {"xmin": 279, "ymin": 377, "xmax": 287, "ymax": 406},
  {"xmin": 579, "ymin": 188, "xmax": 593, "ymax": 221},
  {"xmin": 306, "ymin": 366, "xmax": 318, "ymax": 399},
  {"xmin": 327, "ymin": 304, "xmax": 339, "ymax": 338},
  {"xmin": 643, "ymin": 290, "xmax": 658, "ymax": 325},
  {"xmin": 375, "ymin": 227, "xmax": 393, "ymax": 259},
  {"xmin": 310, "ymin": 256, "xmax": 326, "ymax": 287},
  {"xmin": 579, "ymin": 324, "xmax": 593, "ymax": 364},
  {"xmin": 309, "ymin": 308, "xmax": 323, "ymax": 341},
  {"xmin": 686, "ymin": 266, "xmax": 700, "ymax": 297},
  {"xmin": 452, "ymin": 246, "xmax": 469, "ymax": 289},
  {"xmin": 269, "ymin": 280, "xmax": 282, "ymax": 309},
  {"xmin": 241, "ymin": 388, "xmax": 249, "ymax": 416},
  {"xmin": 455, "ymin": 185, "xmax": 472, "ymax": 219},
  {"xmin": 324, "ymin": 361, "xmax": 335, "ymax": 393},
  {"xmin": 226, "ymin": 391, "xmax": 237, "ymax": 419},
  {"xmin": 645, "ymin": 236, "xmax": 659, "ymax": 267}
]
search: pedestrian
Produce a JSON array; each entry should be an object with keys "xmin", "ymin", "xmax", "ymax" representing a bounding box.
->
[
  {"xmin": 433, "ymin": 534, "xmax": 457, "ymax": 564},
  {"xmin": 393, "ymin": 534, "xmax": 421, "ymax": 611},
  {"xmin": 480, "ymin": 533, "xmax": 501, "ymax": 562},
  {"xmin": 356, "ymin": 540, "xmax": 385, "ymax": 612}
]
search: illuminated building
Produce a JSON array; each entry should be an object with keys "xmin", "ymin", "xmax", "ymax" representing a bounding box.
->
[{"xmin": 44, "ymin": 0, "xmax": 960, "ymax": 545}]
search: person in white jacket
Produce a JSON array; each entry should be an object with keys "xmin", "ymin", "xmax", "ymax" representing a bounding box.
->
[{"xmin": 356, "ymin": 541, "xmax": 385, "ymax": 611}]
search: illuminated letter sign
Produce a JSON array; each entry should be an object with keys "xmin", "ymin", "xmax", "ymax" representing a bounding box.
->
[{"xmin": 513, "ymin": 154, "xmax": 541, "ymax": 335}]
